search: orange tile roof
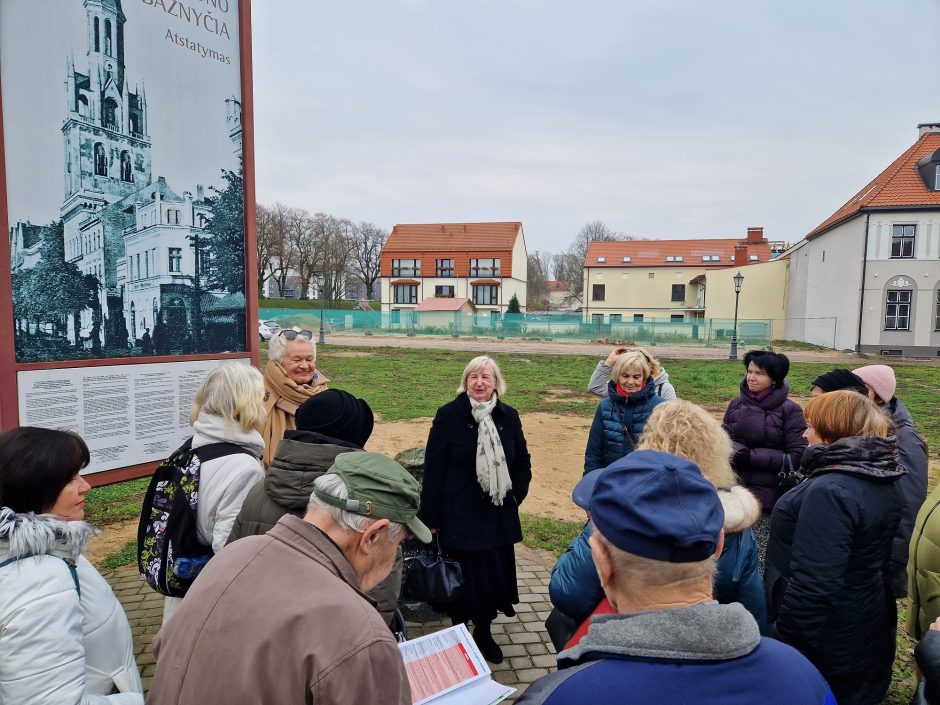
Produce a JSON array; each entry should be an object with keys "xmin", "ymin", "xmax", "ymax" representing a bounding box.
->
[
  {"xmin": 807, "ymin": 132, "xmax": 940, "ymax": 239},
  {"xmin": 384, "ymin": 222, "xmax": 523, "ymax": 252},
  {"xmin": 584, "ymin": 237, "xmax": 772, "ymax": 268},
  {"xmin": 546, "ymin": 280, "xmax": 571, "ymax": 291},
  {"xmin": 414, "ymin": 297, "xmax": 474, "ymax": 312}
]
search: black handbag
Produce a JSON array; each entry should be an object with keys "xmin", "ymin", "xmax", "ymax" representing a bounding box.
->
[
  {"xmin": 777, "ymin": 454, "xmax": 804, "ymax": 493},
  {"xmin": 401, "ymin": 535, "xmax": 465, "ymax": 605}
]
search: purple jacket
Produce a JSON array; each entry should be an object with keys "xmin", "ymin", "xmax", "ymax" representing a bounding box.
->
[{"xmin": 722, "ymin": 380, "xmax": 808, "ymax": 512}]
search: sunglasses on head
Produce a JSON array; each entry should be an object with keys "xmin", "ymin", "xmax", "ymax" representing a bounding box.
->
[{"xmin": 279, "ymin": 329, "xmax": 313, "ymax": 341}]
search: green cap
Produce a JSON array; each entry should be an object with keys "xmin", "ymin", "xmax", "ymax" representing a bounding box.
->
[{"xmin": 314, "ymin": 451, "xmax": 432, "ymax": 543}]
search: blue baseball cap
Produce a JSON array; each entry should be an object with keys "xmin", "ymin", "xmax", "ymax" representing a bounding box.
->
[{"xmin": 573, "ymin": 450, "xmax": 724, "ymax": 563}]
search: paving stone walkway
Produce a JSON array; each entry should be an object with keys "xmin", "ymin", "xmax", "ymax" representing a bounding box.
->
[{"xmin": 106, "ymin": 546, "xmax": 557, "ymax": 700}]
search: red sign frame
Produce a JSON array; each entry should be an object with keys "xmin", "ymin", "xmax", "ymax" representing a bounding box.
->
[{"xmin": 0, "ymin": 0, "xmax": 260, "ymax": 486}]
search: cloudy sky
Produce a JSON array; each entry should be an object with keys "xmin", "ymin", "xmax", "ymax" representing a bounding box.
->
[{"xmin": 251, "ymin": 1, "xmax": 940, "ymax": 254}]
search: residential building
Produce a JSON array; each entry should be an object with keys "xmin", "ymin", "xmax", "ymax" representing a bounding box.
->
[
  {"xmin": 786, "ymin": 124, "xmax": 940, "ymax": 356},
  {"xmin": 581, "ymin": 227, "xmax": 773, "ymax": 324},
  {"xmin": 703, "ymin": 258, "xmax": 789, "ymax": 341},
  {"xmin": 545, "ymin": 280, "xmax": 581, "ymax": 311},
  {"xmin": 378, "ymin": 222, "xmax": 527, "ymax": 316}
]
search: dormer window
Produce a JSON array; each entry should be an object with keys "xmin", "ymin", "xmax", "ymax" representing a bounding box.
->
[
  {"xmin": 675, "ymin": 256, "xmax": 684, "ymax": 262},
  {"xmin": 666, "ymin": 256, "xmax": 675, "ymax": 262},
  {"xmin": 597, "ymin": 256, "xmax": 606, "ymax": 263},
  {"xmin": 916, "ymin": 147, "xmax": 940, "ymax": 190},
  {"xmin": 622, "ymin": 256, "xmax": 631, "ymax": 263},
  {"xmin": 749, "ymin": 255, "xmax": 759, "ymax": 262}
]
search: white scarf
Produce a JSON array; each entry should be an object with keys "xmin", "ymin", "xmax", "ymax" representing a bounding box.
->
[{"xmin": 469, "ymin": 393, "xmax": 512, "ymax": 505}]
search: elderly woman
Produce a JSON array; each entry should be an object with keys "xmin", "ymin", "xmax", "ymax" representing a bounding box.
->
[
  {"xmin": 722, "ymin": 350, "xmax": 806, "ymax": 564},
  {"xmin": 162, "ymin": 363, "xmax": 266, "ymax": 623},
  {"xmin": 419, "ymin": 356, "xmax": 532, "ymax": 665},
  {"xmin": 765, "ymin": 390, "xmax": 904, "ymax": 705},
  {"xmin": 584, "ymin": 348, "xmax": 664, "ymax": 475},
  {"xmin": 261, "ymin": 328, "xmax": 330, "ymax": 468},
  {"xmin": 587, "ymin": 346, "xmax": 677, "ymax": 400},
  {"xmin": 550, "ymin": 400, "xmax": 766, "ymax": 645},
  {"xmin": 0, "ymin": 427, "xmax": 144, "ymax": 704}
]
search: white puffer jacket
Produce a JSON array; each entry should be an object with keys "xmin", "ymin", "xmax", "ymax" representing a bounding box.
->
[
  {"xmin": 162, "ymin": 411, "xmax": 264, "ymax": 623},
  {"xmin": 0, "ymin": 508, "xmax": 143, "ymax": 705}
]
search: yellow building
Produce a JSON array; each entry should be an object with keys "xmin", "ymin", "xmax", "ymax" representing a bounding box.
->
[{"xmin": 703, "ymin": 258, "xmax": 789, "ymax": 341}]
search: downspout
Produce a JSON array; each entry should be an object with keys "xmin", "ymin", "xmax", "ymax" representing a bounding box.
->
[{"xmin": 855, "ymin": 213, "xmax": 871, "ymax": 352}]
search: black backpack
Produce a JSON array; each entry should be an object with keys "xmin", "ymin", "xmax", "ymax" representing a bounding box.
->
[{"xmin": 137, "ymin": 438, "xmax": 253, "ymax": 597}]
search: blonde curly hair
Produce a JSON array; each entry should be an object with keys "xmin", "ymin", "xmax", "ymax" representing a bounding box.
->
[{"xmin": 637, "ymin": 400, "xmax": 736, "ymax": 489}]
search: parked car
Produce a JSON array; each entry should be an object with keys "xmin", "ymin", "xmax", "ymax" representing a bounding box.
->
[{"xmin": 258, "ymin": 319, "xmax": 280, "ymax": 340}]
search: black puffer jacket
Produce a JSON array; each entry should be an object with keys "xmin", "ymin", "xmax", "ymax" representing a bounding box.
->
[
  {"xmin": 722, "ymin": 380, "xmax": 807, "ymax": 511},
  {"xmin": 765, "ymin": 435, "xmax": 905, "ymax": 705}
]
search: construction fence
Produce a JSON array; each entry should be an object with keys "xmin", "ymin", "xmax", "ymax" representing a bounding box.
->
[{"xmin": 259, "ymin": 308, "xmax": 777, "ymax": 348}]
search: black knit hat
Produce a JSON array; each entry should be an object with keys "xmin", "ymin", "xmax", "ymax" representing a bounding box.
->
[
  {"xmin": 810, "ymin": 369, "xmax": 868, "ymax": 395},
  {"xmin": 294, "ymin": 389, "xmax": 374, "ymax": 448}
]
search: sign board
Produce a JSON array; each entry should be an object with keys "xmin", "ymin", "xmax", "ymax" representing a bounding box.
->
[{"xmin": 0, "ymin": 0, "xmax": 259, "ymax": 484}]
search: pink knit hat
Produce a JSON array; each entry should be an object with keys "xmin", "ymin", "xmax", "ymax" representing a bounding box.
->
[{"xmin": 851, "ymin": 365, "xmax": 896, "ymax": 403}]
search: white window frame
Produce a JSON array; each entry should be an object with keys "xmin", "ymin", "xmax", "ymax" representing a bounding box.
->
[{"xmin": 890, "ymin": 225, "xmax": 916, "ymax": 259}]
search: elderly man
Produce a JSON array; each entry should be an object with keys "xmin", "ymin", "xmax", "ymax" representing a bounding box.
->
[
  {"xmin": 519, "ymin": 450, "xmax": 835, "ymax": 705},
  {"xmin": 261, "ymin": 327, "xmax": 330, "ymax": 468},
  {"xmin": 147, "ymin": 451, "xmax": 430, "ymax": 705}
]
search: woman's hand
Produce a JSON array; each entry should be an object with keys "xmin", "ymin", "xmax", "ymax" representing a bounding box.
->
[{"xmin": 604, "ymin": 348, "xmax": 628, "ymax": 366}]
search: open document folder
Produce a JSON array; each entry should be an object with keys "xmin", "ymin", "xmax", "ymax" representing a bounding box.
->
[{"xmin": 400, "ymin": 624, "xmax": 516, "ymax": 705}]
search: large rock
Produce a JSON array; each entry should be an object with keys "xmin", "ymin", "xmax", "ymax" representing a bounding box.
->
[{"xmin": 395, "ymin": 446, "xmax": 425, "ymax": 483}]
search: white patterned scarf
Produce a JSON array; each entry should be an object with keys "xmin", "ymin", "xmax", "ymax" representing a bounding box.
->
[{"xmin": 469, "ymin": 393, "xmax": 512, "ymax": 505}]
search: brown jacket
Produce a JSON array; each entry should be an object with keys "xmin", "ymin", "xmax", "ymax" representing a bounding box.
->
[{"xmin": 148, "ymin": 515, "xmax": 411, "ymax": 705}]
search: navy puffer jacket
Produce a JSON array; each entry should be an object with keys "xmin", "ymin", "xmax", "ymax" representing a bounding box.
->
[
  {"xmin": 584, "ymin": 379, "xmax": 662, "ymax": 474},
  {"xmin": 722, "ymin": 380, "xmax": 807, "ymax": 511}
]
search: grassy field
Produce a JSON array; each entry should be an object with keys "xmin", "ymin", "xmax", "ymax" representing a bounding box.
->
[{"xmin": 85, "ymin": 344, "xmax": 937, "ymax": 702}]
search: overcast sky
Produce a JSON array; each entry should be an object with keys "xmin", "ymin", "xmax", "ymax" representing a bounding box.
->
[{"xmin": 251, "ymin": 1, "xmax": 940, "ymax": 254}]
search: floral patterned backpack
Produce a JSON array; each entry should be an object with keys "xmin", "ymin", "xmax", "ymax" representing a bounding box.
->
[{"xmin": 137, "ymin": 438, "xmax": 251, "ymax": 597}]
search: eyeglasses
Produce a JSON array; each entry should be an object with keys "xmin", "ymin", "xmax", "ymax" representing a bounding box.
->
[{"xmin": 278, "ymin": 329, "xmax": 313, "ymax": 341}]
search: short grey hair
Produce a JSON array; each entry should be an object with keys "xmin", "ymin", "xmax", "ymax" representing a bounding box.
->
[
  {"xmin": 307, "ymin": 473, "xmax": 404, "ymax": 538},
  {"xmin": 592, "ymin": 527, "xmax": 717, "ymax": 588},
  {"xmin": 268, "ymin": 327, "xmax": 316, "ymax": 364},
  {"xmin": 457, "ymin": 355, "xmax": 507, "ymax": 397}
]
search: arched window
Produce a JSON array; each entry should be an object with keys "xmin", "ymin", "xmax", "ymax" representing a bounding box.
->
[
  {"xmin": 120, "ymin": 151, "xmax": 132, "ymax": 182},
  {"xmin": 94, "ymin": 142, "xmax": 107, "ymax": 176},
  {"xmin": 103, "ymin": 98, "xmax": 117, "ymax": 129},
  {"xmin": 884, "ymin": 276, "xmax": 915, "ymax": 331},
  {"xmin": 94, "ymin": 17, "xmax": 100, "ymax": 52},
  {"xmin": 129, "ymin": 113, "xmax": 139, "ymax": 136},
  {"xmin": 104, "ymin": 19, "xmax": 112, "ymax": 55}
]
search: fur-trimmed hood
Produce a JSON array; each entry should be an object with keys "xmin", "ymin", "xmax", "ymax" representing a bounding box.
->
[
  {"xmin": 717, "ymin": 486, "xmax": 761, "ymax": 534},
  {"xmin": 0, "ymin": 507, "xmax": 97, "ymax": 561}
]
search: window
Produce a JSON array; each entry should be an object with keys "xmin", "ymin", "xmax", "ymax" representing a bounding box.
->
[
  {"xmin": 666, "ymin": 256, "xmax": 675, "ymax": 262},
  {"xmin": 469, "ymin": 258, "xmax": 501, "ymax": 278},
  {"xmin": 936, "ymin": 165, "xmax": 940, "ymax": 191},
  {"xmin": 392, "ymin": 259, "xmax": 420, "ymax": 277},
  {"xmin": 102, "ymin": 98, "xmax": 118, "ymax": 129},
  {"xmin": 671, "ymin": 284, "xmax": 686, "ymax": 302},
  {"xmin": 393, "ymin": 284, "xmax": 418, "ymax": 304},
  {"xmin": 935, "ymin": 289, "xmax": 940, "ymax": 331},
  {"xmin": 167, "ymin": 209, "xmax": 180, "ymax": 225},
  {"xmin": 633, "ymin": 314, "xmax": 644, "ymax": 322},
  {"xmin": 648, "ymin": 272, "xmax": 655, "ymax": 279},
  {"xmin": 592, "ymin": 284, "xmax": 605, "ymax": 301},
  {"xmin": 749, "ymin": 255, "xmax": 759, "ymax": 262},
  {"xmin": 885, "ymin": 290, "xmax": 912, "ymax": 330},
  {"xmin": 609, "ymin": 314, "xmax": 622, "ymax": 323},
  {"xmin": 144, "ymin": 251, "xmax": 149, "ymax": 278},
  {"xmin": 671, "ymin": 314, "xmax": 684, "ymax": 322},
  {"xmin": 94, "ymin": 142, "xmax": 107, "ymax": 176},
  {"xmin": 94, "ymin": 18, "xmax": 100, "ymax": 52},
  {"xmin": 168, "ymin": 247, "xmax": 182, "ymax": 273},
  {"xmin": 597, "ymin": 257, "xmax": 606, "ymax": 263},
  {"xmin": 472, "ymin": 285, "xmax": 499, "ymax": 306},
  {"xmin": 622, "ymin": 256, "xmax": 632, "ymax": 263},
  {"xmin": 435, "ymin": 285, "xmax": 454, "ymax": 298},
  {"xmin": 891, "ymin": 225, "xmax": 916, "ymax": 258},
  {"xmin": 436, "ymin": 259, "xmax": 453, "ymax": 277}
]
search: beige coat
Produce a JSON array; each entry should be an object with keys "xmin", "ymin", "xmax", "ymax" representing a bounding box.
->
[{"xmin": 148, "ymin": 515, "xmax": 411, "ymax": 705}]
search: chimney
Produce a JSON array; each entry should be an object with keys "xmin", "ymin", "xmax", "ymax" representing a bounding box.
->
[
  {"xmin": 734, "ymin": 242, "xmax": 748, "ymax": 264},
  {"xmin": 918, "ymin": 123, "xmax": 940, "ymax": 137},
  {"xmin": 746, "ymin": 226, "xmax": 765, "ymax": 243},
  {"xmin": 196, "ymin": 184, "xmax": 204, "ymax": 201}
]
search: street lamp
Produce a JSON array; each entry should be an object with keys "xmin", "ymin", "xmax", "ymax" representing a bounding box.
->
[
  {"xmin": 317, "ymin": 273, "xmax": 326, "ymax": 345},
  {"xmin": 729, "ymin": 271, "xmax": 744, "ymax": 360}
]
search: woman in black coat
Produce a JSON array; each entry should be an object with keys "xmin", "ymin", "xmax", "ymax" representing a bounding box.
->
[
  {"xmin": 765, "ymin": 390, "xmax": 905, "ymax": 705},
  {"xmin": 419, "ymin": 355, "xmax": 532, "ymax": 665}
]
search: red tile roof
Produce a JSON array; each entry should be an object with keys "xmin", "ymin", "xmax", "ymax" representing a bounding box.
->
[
  {"xmin": 546, "ymin": 280, "xmax": 571, "ymax": 292},
  {"xmin": 807, "ymin": 132, "xmax": 940, "ymax": 239},
  {"xmin": 384, "ymin": 222, "xmax": 523, "ymax": 252},
  {"xmin": 584, "ymin": 236, "xmax": 772, "ymax": 268},
  {"xmin": 414, "ymin": 297, "xmax": 475, "ymax": 312}
]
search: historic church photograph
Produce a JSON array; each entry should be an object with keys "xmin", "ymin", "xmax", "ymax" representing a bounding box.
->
[{"xmin": 2, "ymin": 0, "xmax": 247, "ymax": 362}]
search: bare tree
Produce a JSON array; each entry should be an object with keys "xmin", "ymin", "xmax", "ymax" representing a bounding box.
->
[
  {"xmin": 348, "ymin": 221, "xmax": 387, "ymax": 300},
  {"xmin": 289, "ymin": 210, "xmax": 322, "ymax": 300},
  {"xmin": 310, "ymin": 215, "xmax": 355, "ymax": 305},
  {"xmin": 565, "ymin": 220, "xmax": 647, "ymax": 297},
  {"xmin": 255, "ymin": 203, "xmax": 276, "ymax": 295},
  {"xmin": 527, "ymin": 252, "xmax": 550, "ymax": 311},
  {"xmin": 268, "ymin": 202, "xmax": 300, "ymax": 297}
]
